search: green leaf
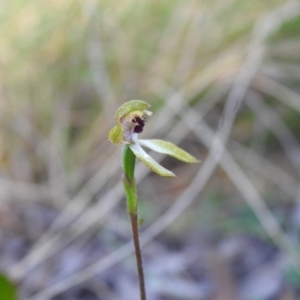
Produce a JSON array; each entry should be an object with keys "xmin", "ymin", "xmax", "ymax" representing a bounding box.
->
[
  {"xmin": 0, "ymin": 273, "xmax": 18, "ymax": 300},
  {"xmin": 115, "ymin": 100, "xmax": 151, "ymax": 122},
  {"xmin": 139, "ymin": 139, "xmax": 200, "ymax": 163},
  {"xmin": 108, "ymin": 125, "xmax": 123, "ymax": 144},
  {"xmin": 129, "ymin": 143, "xmax": 175, "ymax": 177},
  {"xmin": 122, "ymin": 145, "xmax": 136, "ymax": 180},
  {"xmin": 122, "ymin": 145, "xmax": 137, "ymax": 213}
]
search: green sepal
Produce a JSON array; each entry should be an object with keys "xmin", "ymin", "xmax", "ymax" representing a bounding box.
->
[
  {"xmin": 108, "ymin": 125, "xmax": 123, "ymax": 144},
  {"xmin": 129, "ymin": 142, "xmax": 175, "ymax": 177},
  {"xmin": 115, "ymin": 100, "xmax": 150, "ymax": 122},
  {"xmin": 139, "ymin": 139, "xmax": 200, "ymax": 163}
]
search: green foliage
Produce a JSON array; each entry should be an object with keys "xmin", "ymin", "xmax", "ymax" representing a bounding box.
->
[
  {"xmin": 122, "ymin": 145, "xmax": 138, "ymax": 214},
  {"xmin": 284, "ymin": 107, "xmax": 300, "ymax": 138},
  {"xmin": 271, "ymin": 15, "xmax": 300, "ymax": 40},
  {"xmin": 284, "ymin": 265, "xmax": 300, "ymax": 288},
  {"xmin": 223, "ymin": 206, "xmax": 265, "ymax": 238},
  {"xmin": 0, "ymin": 274, "xmax": 18, "ymax": 300}
]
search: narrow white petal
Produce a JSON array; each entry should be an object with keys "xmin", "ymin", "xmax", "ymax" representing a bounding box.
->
[{"xmin": 129, "ymin": 142, "xmax": 175, "ymax": 177}]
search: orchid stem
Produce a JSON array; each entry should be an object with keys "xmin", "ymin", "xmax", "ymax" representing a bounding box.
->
[{"xmin": 122, "ymin": 145, "xmax": 146, "ymax": 300}]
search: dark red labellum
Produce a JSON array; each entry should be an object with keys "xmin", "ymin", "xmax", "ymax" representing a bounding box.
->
[{"xmin": 133, "ymin": 116, "xmax": 146, "ymax": 133}]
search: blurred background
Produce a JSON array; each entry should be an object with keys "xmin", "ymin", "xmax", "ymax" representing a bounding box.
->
[{"xmin": 1, "ymin": 0, "xmax": 300, "ymax": 299}]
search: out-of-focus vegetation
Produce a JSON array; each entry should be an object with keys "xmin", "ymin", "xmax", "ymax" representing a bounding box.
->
[
  {"xmin": 0, "ymin": 273, "xmax": 18, "ymax": 300},
  {"xmin": 1, "ymin": 0, "xmax": 300, "ymax": 299}
]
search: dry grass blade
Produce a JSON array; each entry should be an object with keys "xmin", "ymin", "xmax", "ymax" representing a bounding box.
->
[
  {"xmin": 86, "ymin": 15, "xmax": 116, "ymax": 119},
  {"xmin": 253, "ymin": 75, "xmax": 300, "ymax": 113},
  {"xmin": 231, "ymin": 143, "xmax": 299, "ymax": 199},
  {"xmin": 246, "ymin": 90, "xmax": 300, "ymax": 175},
  {"xmin": 189, "ymin": 119, "xmax": 300, "ymax": 267}
]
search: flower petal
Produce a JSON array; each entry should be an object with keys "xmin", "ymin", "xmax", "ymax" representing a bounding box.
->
[
  {"xmin": 139, "ymin": 139, "xmax": 200, "ymax": 163},
  {"xmin": 129, "ymin": 143, "xmax": 175, "ymax": 177},
  {"xmin": 115, "ymin": 100, "xmax": 151, "ymax": 122},
  {"xmin": 108, "ymin": 125, "xmax": 124, "ymax": 144}
]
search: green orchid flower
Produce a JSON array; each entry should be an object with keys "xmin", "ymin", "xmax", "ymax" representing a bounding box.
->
[
  {"xmin": 108, "ymin": 100, "xmax": 199, "ymax": 177},
  {"xmin": 108, "ymin": 100, "xmax": 200, "ymax": 300}
]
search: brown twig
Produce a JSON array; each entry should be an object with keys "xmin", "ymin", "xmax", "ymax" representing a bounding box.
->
[{"xmin": 129, "ymin": 213, "xmax": 146, "ymax": 300}]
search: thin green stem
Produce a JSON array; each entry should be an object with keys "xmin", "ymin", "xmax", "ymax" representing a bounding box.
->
[{"xmin": 122, "ymin": 145, "xmax": 147, "ymax": 300}]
